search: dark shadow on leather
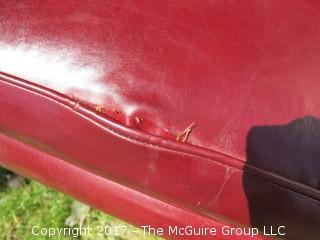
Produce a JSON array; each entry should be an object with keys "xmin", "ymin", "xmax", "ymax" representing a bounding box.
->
[{"xmin": 243, "ymin": 116, "xmax": 320, "ymax": 240}]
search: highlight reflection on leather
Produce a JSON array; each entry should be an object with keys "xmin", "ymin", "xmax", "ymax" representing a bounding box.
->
[{"xmin": 0, "ymin": 43, "xmax": 119, "ymax": 105}]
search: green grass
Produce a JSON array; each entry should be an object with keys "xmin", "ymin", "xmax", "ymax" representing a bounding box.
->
[{"xmin": 0, "ymin": 175, "xmax": 162, "ymax": 240}]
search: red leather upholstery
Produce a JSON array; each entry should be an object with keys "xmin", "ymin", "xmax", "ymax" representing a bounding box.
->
[{"xmin": 0, "ymin": 1, "xmax": 319, "ymax": 239}]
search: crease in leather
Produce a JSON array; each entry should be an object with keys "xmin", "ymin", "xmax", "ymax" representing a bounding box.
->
[{"xmin": 0, "ymin": 71, "xmax": 319, "ymax": 202}]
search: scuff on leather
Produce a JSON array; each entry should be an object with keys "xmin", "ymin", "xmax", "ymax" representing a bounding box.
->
[
  {"xmin": 135, "ymin": 116, "xmax": 143, "ymax": 125},
  {"xmin": 176, "ymin": 122, "xmax": 196, "ymax": 143},
  {"xmin": 71, "ymin": 95, "xmax": 120, "ymax": 114},
  {"xmin": 95, "ymin": 104, "xmax": 105, "ymax": 113},
  {"xmin": 70, "ymin": 95, "xmax": 195, "ymax": 145}
]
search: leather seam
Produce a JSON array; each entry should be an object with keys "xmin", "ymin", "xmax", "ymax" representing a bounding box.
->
[{"xmin": 0, "ymin": 72, "xmax": 319, "ymax": 200}]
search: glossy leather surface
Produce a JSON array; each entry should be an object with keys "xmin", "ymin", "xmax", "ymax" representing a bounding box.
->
[
  {"xmin": 1, "ymin": 0, "xmax": 320, "ymax": 159},
  {"xmin": 0, "ymin": 1, "xmax": 320, "ymax": 239},
  {"xmin": 0, "ymin": 72, "xmax": 268, "ymax": 240},
  {"xmin": 0, "ymin": 131, "xmax": 266, "ymax": 240}
]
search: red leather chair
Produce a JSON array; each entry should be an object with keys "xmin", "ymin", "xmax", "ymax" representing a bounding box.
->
[{"xmin": 0, "ymin": 1, "xmax": 319, "ymax": 239}]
